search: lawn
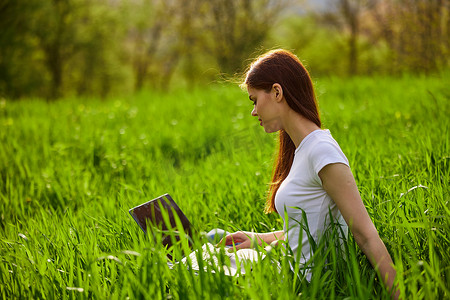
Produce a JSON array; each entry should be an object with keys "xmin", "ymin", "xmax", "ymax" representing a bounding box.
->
[{"xmin": 1, "ymin": 73, "xmax": 449, "ymax": 299}]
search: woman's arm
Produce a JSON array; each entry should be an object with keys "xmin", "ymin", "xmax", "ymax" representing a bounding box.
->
[
  {"xmin": 220, "ymin": 230, "xmax": 284, "ymax": 250},
  {"xmin": 319, "ymin": 163, "xmax": 399, "ymax": 298}
]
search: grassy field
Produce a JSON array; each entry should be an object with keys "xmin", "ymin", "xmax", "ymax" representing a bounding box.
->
[{"xmin": 1, "ymin": 73, "xmax": 449, "ymax": 299}]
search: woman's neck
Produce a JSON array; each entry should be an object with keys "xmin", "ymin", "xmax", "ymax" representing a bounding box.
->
[{"xmin": 282, "ymin": 109, "xmax": 321, "ymax": 148}]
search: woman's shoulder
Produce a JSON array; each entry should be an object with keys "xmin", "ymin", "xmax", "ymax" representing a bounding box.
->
[
  {"xmin": 298, "ymin": 129, "xmax": 339, "ymax": 151},
  {"xmin": 297, "ymin": 129, "xmax": 347, "ymax": 162}
]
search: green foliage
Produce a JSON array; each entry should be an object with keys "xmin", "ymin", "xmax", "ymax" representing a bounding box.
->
[
  {"xmin": 2, "ymin": 0, "xmax": 448, "ymax": 99},
  {"xmin": 0, "ymin": 0, "xmax": 131, "ymax": 99},
  {"xmin": 0, "ymin": 0, "xmax": 46, "ymax": 98},
  {"xmin": 267, "ymin": 15, "xmax": 394, "ymax": 77},
  {"xmin": 0, "ymin": 74, "xmax": 449, "ymax": 298}
]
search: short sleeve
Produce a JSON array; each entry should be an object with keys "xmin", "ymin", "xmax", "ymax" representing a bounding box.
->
[{"xmin": 310, "ymin": 140, "xmax": 349, "ymax": 186}]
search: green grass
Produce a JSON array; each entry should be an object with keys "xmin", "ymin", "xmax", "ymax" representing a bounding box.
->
[{"xmin": 0, "ymin": 73, "xmax": 449, "ymax": 299}]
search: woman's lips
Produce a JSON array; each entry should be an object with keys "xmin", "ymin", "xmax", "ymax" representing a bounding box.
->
[{"xmin": 258, "ymin": 119, "xmax": 262, "ymax": 126}]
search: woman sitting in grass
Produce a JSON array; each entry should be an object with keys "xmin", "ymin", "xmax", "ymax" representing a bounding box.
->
[{"xmin": 220, "ymin": 49, "xmax": 399, "ymax": 298}]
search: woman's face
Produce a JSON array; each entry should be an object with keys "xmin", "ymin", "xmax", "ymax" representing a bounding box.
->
[{"xmin": 247, "ymin": 86, "xmax": 283, "ymax": 133}]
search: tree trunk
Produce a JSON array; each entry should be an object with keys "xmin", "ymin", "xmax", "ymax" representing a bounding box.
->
[
  {"xmin": 339, "ymin": 0, "xmax": 360, "ymax": 76},
  {"xmin": 348, "ymin": 18, "xmax": 358, "ymax": 75}
]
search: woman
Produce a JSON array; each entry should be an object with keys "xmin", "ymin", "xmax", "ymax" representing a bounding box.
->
[{"xmin": 221, "ymin": 49, "xmax": 398, "ymax": 296}]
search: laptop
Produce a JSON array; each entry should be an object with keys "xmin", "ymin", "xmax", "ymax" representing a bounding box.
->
[
  {"xmin": 129, "ymin": 193, "xmax": 193, "ymax": 251},
  {"xmin": 128, "ymin": 193, "xmax": 265, "ymax": 276}
]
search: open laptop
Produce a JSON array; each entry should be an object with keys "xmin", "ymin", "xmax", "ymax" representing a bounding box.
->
[
  {"xmin": 128, "ymin": 193, "xmax": 265, "ymax": 275},
  {"xmin": 129, "ymin": 193, "xmax": 193, "ymax": 251}
]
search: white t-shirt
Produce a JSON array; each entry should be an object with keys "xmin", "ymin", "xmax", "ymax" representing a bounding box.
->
[{"xmin": 274, "ymin": 129, "xmax": 349, "ymax": 276}]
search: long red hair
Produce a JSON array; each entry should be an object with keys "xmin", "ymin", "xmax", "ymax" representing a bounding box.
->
[{"xmin": 241, "ymin": 49, "xmax": 321, "ymax": 213}]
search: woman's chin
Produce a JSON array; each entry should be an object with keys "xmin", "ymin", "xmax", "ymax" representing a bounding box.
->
[
  {"xmin": 260, "ymin": 121, "xmax": 282, "ymax": 133},
  {"xmin": 263, "ymin": 126, "xmax": 280, "ymax": 133}
]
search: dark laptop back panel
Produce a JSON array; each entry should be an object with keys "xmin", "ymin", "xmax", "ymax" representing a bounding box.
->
[{"xmin": 129, "ymin": 194, "xmax": 193, "ymax": 249}]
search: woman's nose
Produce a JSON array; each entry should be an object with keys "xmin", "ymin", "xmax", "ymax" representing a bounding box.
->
[{"xmin": 251, "ymin": 107, "xmax": 257, "ymax": 116}]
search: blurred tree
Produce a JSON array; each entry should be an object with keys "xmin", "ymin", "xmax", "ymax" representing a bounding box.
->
[
  {"xmin": 0, "ymin": 0, "xmax": 46, "ymax": 98},
  {"xmin": 172, "ymin": 0, "xmax": 205, "ymax": 87},
  {"xmin": 363, "ymin": 0, "xmax": 449, "ymax": 73},
  {"xmin": 266, "ymin": 15, "xmax": 349, "ymax": 76},
  {"xmin": 126, "ymin": 0, "xmax": 210, "ymax": 91},
  {"xmin": 203, "ymin": 0, "xmax": 289, "ymax": 75},
  {"xmin": 306, "ymin": 0, "xmax": 449, "ymax": 75},
  {"xmin": 126, "ymin": 0, "xmax": 194, "ymax": 91},
  {"xmin": 30, "ymin": 0, "xmax": 83, "ymax": 99},
  {"xmin": 317, "ymin": 0, "xmax": 378, "ymax": 76},
  {"xmin": 127, "ymin": 0, "xmax": 164, "ymax": 91},
  {"xmin": 73, "ymin": 0, "xmax": 129, "ymax": 98}
]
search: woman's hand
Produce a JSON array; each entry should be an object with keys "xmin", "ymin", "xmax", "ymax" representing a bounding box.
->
[
  {"xmin": 219, "ymin": 230, "xmax": 284, "ymax": 251},
  {"xmin": 219, "ymin": 231, "xmax": 254, "ymax": 250}
]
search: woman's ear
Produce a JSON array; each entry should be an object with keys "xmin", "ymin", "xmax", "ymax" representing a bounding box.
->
[{"xmin": 272, "ymin": 83, "xmax": 283, "ymax": 102}]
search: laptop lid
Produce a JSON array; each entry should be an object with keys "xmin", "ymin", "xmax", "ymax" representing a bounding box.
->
[{"xmin": 129, "ymin": 193, "xmax": 193, "ymax": 250}]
